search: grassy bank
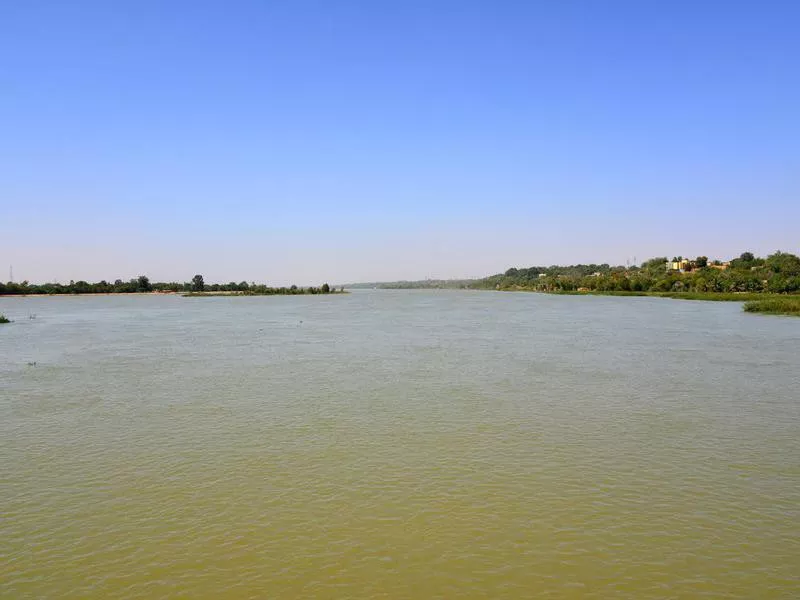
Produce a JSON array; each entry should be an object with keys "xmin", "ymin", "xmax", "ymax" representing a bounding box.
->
[
  {"xmin": 505, "ymin": 288, "xmax": 800, "ymax": 315},
  {"xmin": 515, "ymin": 289, "xmax": 788, "ymax": 302},
  {"xmin": 743, "ymin": 297, "xmax": 800, "ymax": 316},
  {"xmin": 657, "ymin": 291, "xmax": 786, "ymax": 301}
]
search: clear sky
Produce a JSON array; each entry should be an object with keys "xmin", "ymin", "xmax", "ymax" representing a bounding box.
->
[{"xmin": 2, "ymin": 1, "xmax": 798, "ymax": 285}]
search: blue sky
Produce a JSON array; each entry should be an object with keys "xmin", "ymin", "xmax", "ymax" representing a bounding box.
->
[{"xmin": 2, "ymin": 0, "xmax": 798, "ymax": 284}]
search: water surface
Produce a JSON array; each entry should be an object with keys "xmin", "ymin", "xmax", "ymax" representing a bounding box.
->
[{"xmin": 2, "ymin": 291, "xmax": 799, "ymax": 598}]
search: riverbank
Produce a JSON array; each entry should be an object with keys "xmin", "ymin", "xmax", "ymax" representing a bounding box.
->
[
  {"xmin": 542, "ymin": 290, "xmax": 787, "ymax": 302},
  {"xmin": 497, "ymin": 288, "xmax": 800, "ymax": 315}
]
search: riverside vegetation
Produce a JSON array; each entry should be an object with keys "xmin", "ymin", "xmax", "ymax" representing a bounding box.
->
[
  {"xmin": 743, "ymin": 297, "xmax": 800, "ymax": 315},
  {"xmin": 472, "ymin": 251, "xmax": 800, "ymax": 316},
  {"xmin": 0, "ymin": 274, "xmax": 342, "ymax": 297},
  {"xmin": 344, "ymin": 251, "xmax": 800, "ymax": 316},
  {"xmin": 475, "ymin": 251, "xmax": 800, "ymax": 294}
]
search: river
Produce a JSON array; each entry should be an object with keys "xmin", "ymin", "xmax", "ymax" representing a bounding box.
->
[{"xmin": 1, "ymin": 290, "xmax": 798, "ymax": 598}]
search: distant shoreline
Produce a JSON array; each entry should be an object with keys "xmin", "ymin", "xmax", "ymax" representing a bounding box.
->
[
  {"xmin": 0, "ymin": 290, "xmax": 349, "ymax": 298},
  {"xmin": 0, "ymin": 291, "xmax": 179, "ymax": 298},
  {"xmin": 182, "ymin": 290, "xmax": 348, "ymax": 297},
  {"xmin": 0, "ymin": 290, "xmax": 348, "ymax": 298},
  {"xmin": 0, "ymin": 276, "xmax": 342, "ymax": 297}
]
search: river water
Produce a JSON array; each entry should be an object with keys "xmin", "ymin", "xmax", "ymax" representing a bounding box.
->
[{"xmin": 1, "ymin": 291, "xmax": 798, "ymax": 598}]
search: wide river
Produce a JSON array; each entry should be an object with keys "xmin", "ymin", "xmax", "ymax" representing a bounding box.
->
[{"xmin": 1, "ymin": 291, "xmax": 798, "ymax": 598}]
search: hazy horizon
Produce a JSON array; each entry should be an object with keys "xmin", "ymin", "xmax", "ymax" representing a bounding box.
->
[
  {"xmin": 3, "ymin": 2, "xmax": 798, "ymax": 286},
  {"xmin": 5, "ymin": 243, "xmax": 798, "ymax": 288}
]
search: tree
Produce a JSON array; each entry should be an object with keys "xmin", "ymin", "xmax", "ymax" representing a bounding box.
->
[
  {"xmin": 693, "ymin": 276, "xmax": 708, "ymax": 292},
  {"xmin": 695, "ymin": 256, "xmax": 708, "ymax": 268},
  {"xmin": 321, "ymin": 283, "xmax": 330, "ymax": 293},
  {"xmin": 137, "ymin": 275, "xmax": 152, "ymax": 292},
  {"xmin": 191, "ymin": 274, "xmax": 205, "ymax": 292},
  {"xmin": 730, "ymin": 251, "xmax": 764, "ymax": 270},
  {"xmin": 765, "ymin": 251, "xmax": 800, "ymax": 276}
]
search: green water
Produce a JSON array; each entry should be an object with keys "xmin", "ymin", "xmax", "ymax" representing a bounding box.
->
[{"xmin": 2, "ymin": 291, "xmax": 799, "ymax": 598}]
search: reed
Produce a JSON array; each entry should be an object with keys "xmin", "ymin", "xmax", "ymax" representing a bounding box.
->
[{"xmin": 743, "ymin": 297, "xmax": 800, "ymax": 316}]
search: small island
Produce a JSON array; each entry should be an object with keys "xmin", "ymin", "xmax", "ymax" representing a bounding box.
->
[{"xmin": 0, "ymin": 274, "xmax": 344, "ymax": 297}]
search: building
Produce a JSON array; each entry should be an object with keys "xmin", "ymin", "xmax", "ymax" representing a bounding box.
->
[{"xmin": 666, "ymin": 258, "xmax": 692, "ymax": 272}]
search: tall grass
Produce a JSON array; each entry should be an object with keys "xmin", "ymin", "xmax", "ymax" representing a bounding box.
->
[
  {"xmin": 743, "ymin": 297, "xmax": 800, "ymax": 316},
  {"xmin": 538, "ymin": 290, "xmax": 787, "ymax": 301},
  {"xmin": 658, "ymin": 292, "xmax": 769, "ymax": 301}
]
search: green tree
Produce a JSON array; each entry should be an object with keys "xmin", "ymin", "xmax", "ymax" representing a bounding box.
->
[
  {"xmin": 693, "ymin": 276, "xmax": 708, "ymax": 292},
  {"xmin": 695, "ymin": 256, "xmax": 708, "ymax": 268},
  {"xmin": 321, "ymin": 283, "xmax": 330, "ymax": 293},
  {"xmin": 137, "ymin": 275, "xmax": 152, "ymax": 292},
  {"xmin": 765, "ymin": 251, "xmax": 800, "ymax": 276},
  {"xmin": 191, "ymin": 274, "xmax": 205, "ymax": 292},
  {"xmin": 642, "ymin": 257, "xmax": 669, "ymax": 274}
]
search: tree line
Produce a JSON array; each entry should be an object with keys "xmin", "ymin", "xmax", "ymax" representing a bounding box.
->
[
  {"xmin": 0, "ymin": 274, "xmax": 340, "ymax": 296},
  {"xmin": 473, "ymin": 251, "xmax": 800, "ymax": 294}
]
